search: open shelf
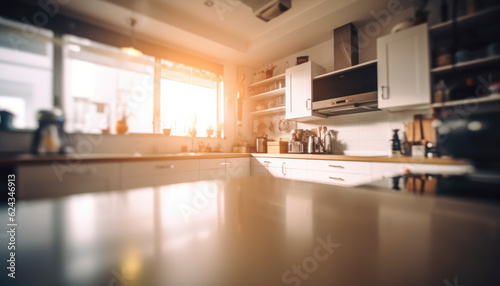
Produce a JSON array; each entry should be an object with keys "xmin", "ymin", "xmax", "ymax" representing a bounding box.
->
[
  {"xmin": 248, "ymin": 88, "xmax": 285, "ymax": 101},
  {"xmin": 249, "ymin": 73, "xmax": 285, "ymax": 88},
  {"xmin": 431, "ymin": 55, "xmax": 500, "ymax": 75},
  {"xmin": 249, "ymin": 106, "xmax": 285, "ymax": 116},
  {"xmin": 432, "ymin": 94, "xmax": 500, "ymax": 108},
  {"xmin": 429, "ymin": 6, "xmax": 500, "ymax": 37}
]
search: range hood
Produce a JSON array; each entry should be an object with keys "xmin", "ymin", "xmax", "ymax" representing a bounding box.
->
[
  {"xmin": 241, "ymin": 0, "xmax": 291, "ymax": 22},
  {"xmin": 312, "ymin": 60, "xmax": 379, "ymax": 117}
]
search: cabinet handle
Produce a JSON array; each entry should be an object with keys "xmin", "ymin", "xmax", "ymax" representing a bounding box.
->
[
  {"xmin": 306, "ymin": 99, "xmax": 311, "ymax": 110},
  {"xmin": 282, "ymin": 162, "xmax": 286, "ymax": 175},
  {"xmin": 71, "ymin": 167, "xmax": 97, "ymax": 175},
  {"xmin": 263, "ymin": 161, "xmax": 271, "ymax": 164},
  {"xmin": 381, "ymin": 86, "xmax": 389, "ymax": 100},
  {"xmin": 156, "ymin": 165, "xmax": 174, "ymax": 169},
  {"xmin": 218, "ymin": 162, "xmax": 232, "ymax": 166},
  {"xmin": 329, "ymin": 176, "xmax": 344, "ymax": 181},
  {"xmin": 328, "ymin": 165, "xmax": 345, "ymax": 169}
]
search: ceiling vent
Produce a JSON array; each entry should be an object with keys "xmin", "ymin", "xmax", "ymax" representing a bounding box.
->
[{"xmin": 241, "ymin": 0, "xmax": 291, "ymax": 22}]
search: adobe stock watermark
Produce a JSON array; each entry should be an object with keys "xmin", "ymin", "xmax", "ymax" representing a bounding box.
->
[
  {"xmin": 282, "ymin": 235, "xmax": 341, "ymax": 286},
  {"xmin": 358, "ymin": 0, "xmax": 404, "ymax": 49},
  {"xmin": 6, "ymin": 0, "xmax": 70, "ymax": 50},
  {"xmin": 179, "ymin": 164, "xmax": 243, "ymax": 222},
  {"xmin": 207, "ymin": 0, "xmax": 242, "ymax": 21}
]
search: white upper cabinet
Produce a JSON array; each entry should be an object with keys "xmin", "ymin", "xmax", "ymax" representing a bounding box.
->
[
  {"xmin": 377, "ymin": 24, "xmax": 431, "ymax": 111},
  {"xmin": 286, "ymin": 61, "xmax": 326, "ymax": 121}
]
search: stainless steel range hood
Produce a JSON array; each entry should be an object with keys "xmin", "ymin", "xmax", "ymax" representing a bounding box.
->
[
  {"xmin": 241, "ymin": 0, "xmax": 291, "ymax": 22},
  {"xmin": 312, "ymin": 92, "xmax": 378, "ymax": 116},
  {"xmin": 312, "ymin": 60, "xmax": 379, "ymax": 117}
]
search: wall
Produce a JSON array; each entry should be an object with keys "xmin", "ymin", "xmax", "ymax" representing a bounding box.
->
[{"xmin": 245, "ymin": 5, "xmax": 438, "ymax": 155}]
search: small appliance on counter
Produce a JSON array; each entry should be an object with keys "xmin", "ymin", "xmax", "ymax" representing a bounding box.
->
[
  {"xmin": 0, "ymin": 110, "xmax": 14, "ymax": 130},
  {"xmin": 31, "ymin": 109, "xmax": 73, "ymax": 155},
  {"xmin": 267, "ymin": 141, "xmax": 288, "ymax": 154},
  {"xmin": 255, "ymin": 136, "xmax": 268, "ymax": 153}
]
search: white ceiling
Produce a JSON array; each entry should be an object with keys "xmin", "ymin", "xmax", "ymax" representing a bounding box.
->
[{"xmin": 55, "ymin": 0, "xmax": 411, "ymax": 67}]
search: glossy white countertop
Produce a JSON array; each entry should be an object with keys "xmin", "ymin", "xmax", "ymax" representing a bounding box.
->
[{"xmin": 1, "ymin": 176, "xmax": 498, "ymax": 285}]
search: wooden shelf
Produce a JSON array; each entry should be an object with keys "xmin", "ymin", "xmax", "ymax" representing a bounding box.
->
[
  {"xmin": 431, "ymin": 55, "xmax": 500, "ymax": 75},
  {"xmin": 249, "ymin": 73, "xmax": 285, "ymax": 88},
  {"xmin": 249, "ymin": 106, "xmax": 285, "ymax": 116},
  {"xmin": 248, "ymin": 88, "xmax": 285, "ymax": 101},
  {"xmin": 432, "ymin": 94, "xmax": 500, "ymax": 108},
  {"xmin": 314, "ymin": 60, "xmax": 377, "ymax": 80},
  {"xmin": 429, "ymin": 6, "xmax": 500, "ymax": 37}
]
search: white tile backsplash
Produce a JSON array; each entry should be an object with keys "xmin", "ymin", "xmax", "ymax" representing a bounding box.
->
[{"xmin": 297, "ymin": 109, "xmax": 430, "ymax": 155}]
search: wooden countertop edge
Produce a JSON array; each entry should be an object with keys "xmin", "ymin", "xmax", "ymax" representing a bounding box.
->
[
  {"xmin": 0, "ymin": 152, "xmax": 467, "ymax": 166},
  {"xmin": 251, "ymin": 153, "xmax": 468, "ymax": 165},
  {"xmin": 0, "ymin": 153, "xmax": 252, "ymax": 165}
]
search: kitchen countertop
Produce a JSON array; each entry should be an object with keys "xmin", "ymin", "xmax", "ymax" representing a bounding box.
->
[
  {"xmin": 0, "ymin": 152, "xmax": 467, "ymax": 165},
  {"xmin": 252, "ymin": 153, "xmax": 468, "ymax": 165},
  {"xmin": 0, "ymin": 152, "xmax": 252, "ymax": 164},
  {"xmin": 1, "ymin": 176, "xmax": 498, "ymax": 285}
]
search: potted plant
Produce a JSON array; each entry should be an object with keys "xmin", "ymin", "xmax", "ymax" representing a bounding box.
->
[
  {"xmin": 206, "ymin": 124, "xmax": 214, "ymax": 137},
  {"xmin": 188, "ymin": 115, "xmax": 197, "ymax": 137},
  {"xmin": 215, "ymin": 122, "xmax": 224, "ymax": 138},
  {"xmin": 265, "ymin": 64, "xmax": 277, "ymax": 79},
  {"xmin": 116, "ymin": 109, "xmax": 132, "ymax": 135},
  {"xmin": 162, "ymin": 122, "xmax": 172, "ymax": 136}
]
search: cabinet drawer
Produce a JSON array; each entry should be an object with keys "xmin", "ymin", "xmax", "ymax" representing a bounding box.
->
[
  {"xmin": 225, "ymin": 157, "xmax": 250, "ymax": 169},
  {"xmin": 18, "ymin": 163, "xmax": 120, "ymax": 199},
  {"xmin": 199, "ymin": 158, "xmax": 226, "ymax": 170},
  {"xmin": 253, "ymin": 157, "xmax": 306, "ymax": 169},
  {"xmin": 313, "ymin": 171, "xmax": 372, "ymax": 186},
  {"xmin": 122, "ymin": 159, "xmax": 199, "ymax": 177},
  {"xmin": 307, "ymin": 160, "xmax": 371, "ymax": 175}
]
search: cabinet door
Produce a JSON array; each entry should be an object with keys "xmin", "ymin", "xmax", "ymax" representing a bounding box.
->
[
  {"xmin": 252, "ymin": 165, "xmax": 270, "ymax": 176},
  {"xmin": 226, "ymin": 157, "xmax": 250, "ymax": 180},
  {"xmin": 18, "ymin": 162, "xmax": 120, "ymax": 199},
  {"xmin": 377, "ymin": 23, "xmax": 430, "ymax": 110},
  {"xmin": 199, "ymin": 158, "xmax": 225, "ymax": 181},
  {"xmin": 286, "ymin": 61, "xmax": 326, "ymax": 121},
  {"xmin": 122, "ymin": 159, "xmax": 199, "ymax": 189}
]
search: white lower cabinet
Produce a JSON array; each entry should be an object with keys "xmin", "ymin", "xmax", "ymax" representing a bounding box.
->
[
  {"xmin": 18, "ymin": 162, "xmax": 121, "ymax": 199},
  {"xmin": 252, "ymin": 157, "xmax": 309, "ymax": 181},
  {"xmin": 121, "ymin": 159, "xmax": 199, "ymax": 189},
  {"xmin": 312, "ymin": 171, "xmax": 373, "ymax": 187},
  {"xmin": 199, "ymin": 157, "xmax": 250, "ymax": 182},
  {"xmin": 307, "ymin": 160, "xmax": 372, "ymax": 186}
]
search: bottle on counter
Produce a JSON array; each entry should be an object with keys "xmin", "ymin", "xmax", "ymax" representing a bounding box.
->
[{"xmin": 390, "ymin": 129, "xmax": 402, "ymax": 157}]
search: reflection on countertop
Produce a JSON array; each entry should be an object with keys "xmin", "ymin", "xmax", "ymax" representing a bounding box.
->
[{"xmin": 0, "ymin": 176, "xmax": 499, "ymax": 285}]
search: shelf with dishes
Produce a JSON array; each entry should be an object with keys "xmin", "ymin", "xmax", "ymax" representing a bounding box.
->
[
  {"xmin": 248, "ymin": 88, "xmax": 285, "ymax": 101},
  {"xmin": 248, "ymin": 72, "xmax": 286, "ymax": 117},
  {"xmin": 249, "ymin": 106, "xmax": 286, "ymax": 117},
  {"xmin": 429, "ymin": 6, "xmax": 500, "ymax": 37},
  {"xmin": 432, "ymin": 93, "xmax": 500, "ymax": 108},
  {"xmin": 431, "ymin": 55, "xmax": 500, "ymax": 75},
  {"xmin": 248, "ymin": 73, "xmax": 285, "ymax": 88}
]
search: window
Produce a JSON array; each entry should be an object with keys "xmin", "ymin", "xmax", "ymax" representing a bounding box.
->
[
  {"xmin": 63, "ymin": 35, "xmax": 155, "ymax": 134},
  {"xmin": 0, "ymin": 17, "xmax": 53, "ymax": 129},
  {"xmin": 0, "ymin": 19, "xmax": 224, "ymax": 136},
  {"xmin": 160, "ymin": 60, "xmax": 222, "ymax": 137}
]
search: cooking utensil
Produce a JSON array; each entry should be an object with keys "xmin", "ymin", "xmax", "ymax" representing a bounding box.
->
[
  {"xmin": 311, "ymin": 128, "xmax": 318, "ymax": 137},
  {"xmin": 278, "ymin": 114, "xmax": 291, "ymax": 132}
]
